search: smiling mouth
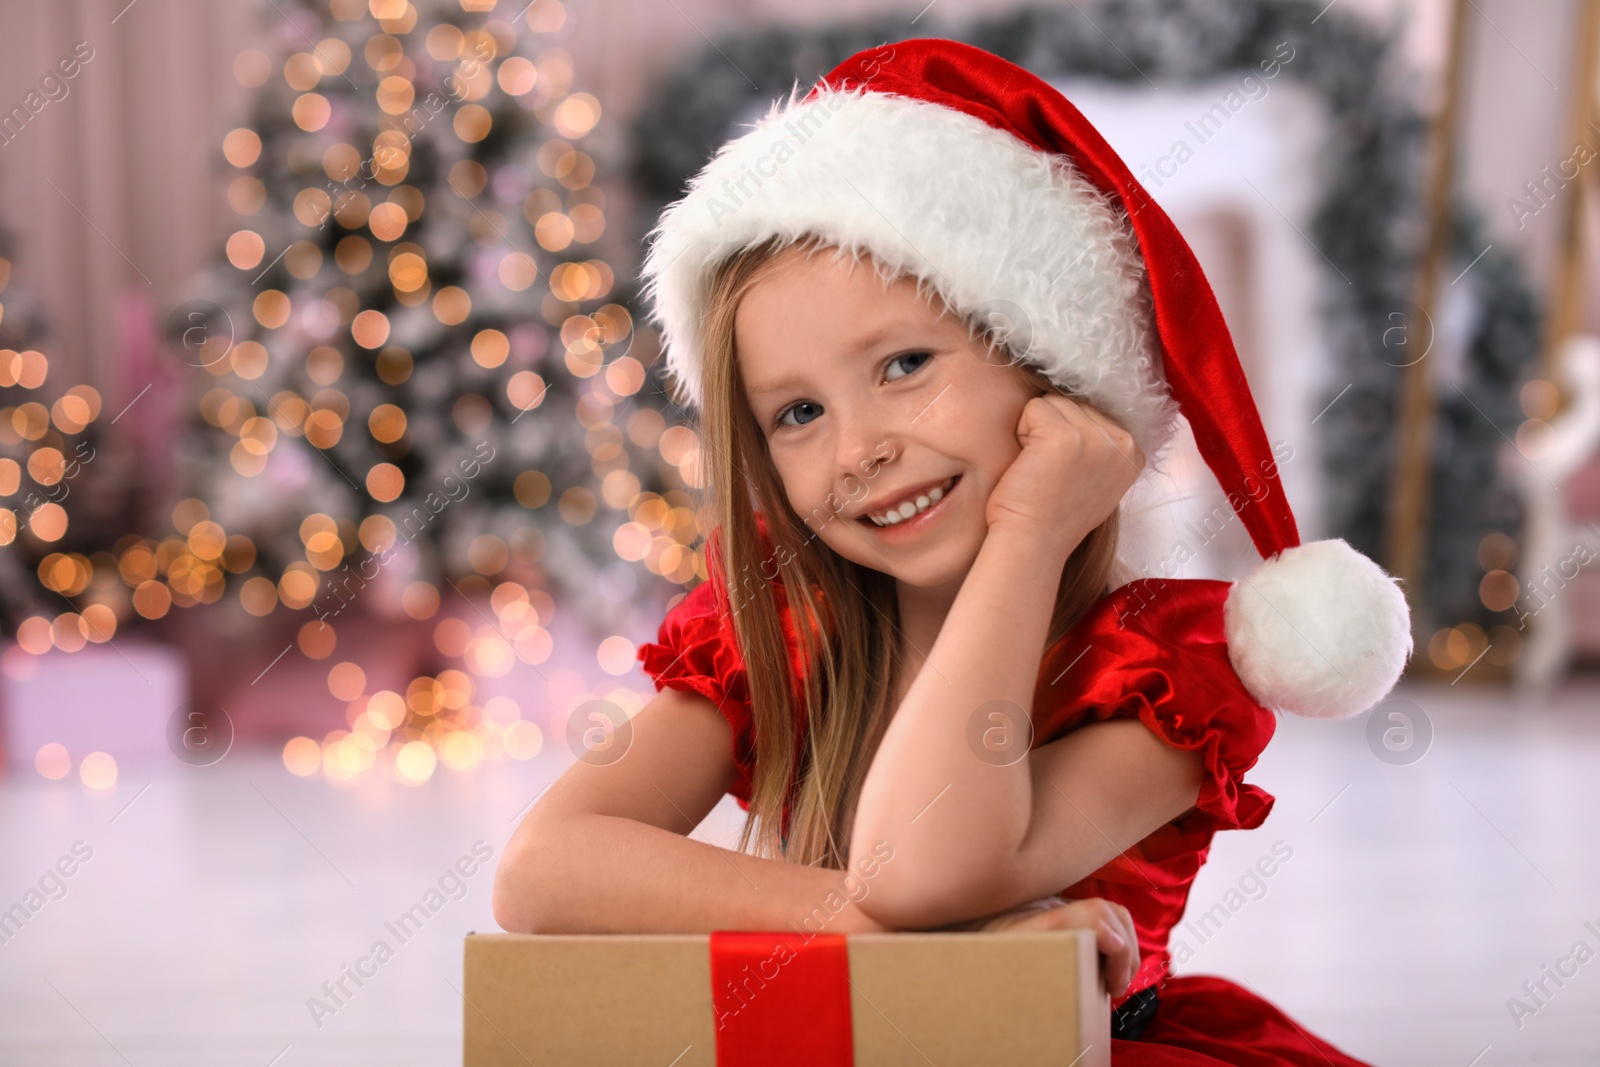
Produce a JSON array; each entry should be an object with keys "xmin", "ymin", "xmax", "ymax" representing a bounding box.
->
[{"xmin": 858, "ymin": 474, "xmax": 961, "ymax": 530}]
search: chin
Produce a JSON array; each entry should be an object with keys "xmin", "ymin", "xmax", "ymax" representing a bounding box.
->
[{"xmin": 851, "ymin": 525, "xmax": 984, "ymax": 591}]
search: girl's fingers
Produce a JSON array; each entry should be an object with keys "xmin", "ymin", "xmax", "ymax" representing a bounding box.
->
[{"xmin": 1038, "ymin": 393, "xmax": 1145, "ymax": 471}]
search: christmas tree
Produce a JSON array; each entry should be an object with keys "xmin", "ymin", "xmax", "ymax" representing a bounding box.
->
[
  {"xmin": 162, "ymin": 0, "xmax": 703, "ymax": 780},
  {"xmin": 0, "ymin": 226, "xmax": 143, "ymax": 651}
]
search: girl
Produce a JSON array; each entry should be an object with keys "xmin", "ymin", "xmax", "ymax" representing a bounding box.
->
[{"xmin": 493, "ymin": 38, "xmax": 1413, "ymax": 1066}]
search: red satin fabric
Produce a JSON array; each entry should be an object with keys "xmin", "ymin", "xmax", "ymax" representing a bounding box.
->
[
  {"xmin": 638, "ymin": 544, "xmax": 1376, "ymax": 1065},
  {"xmin": 710, "ymin": 931, "xmax": 854, "ymax": 1066},
  {"xmin": 803, "ymin": 38, "xmax": 1301, "ymax": 562}
]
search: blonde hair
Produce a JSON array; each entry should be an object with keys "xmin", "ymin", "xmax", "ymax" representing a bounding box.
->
[{"xmin": 691, "ymin": 234, "xmax": 1122, "ymax": 870}]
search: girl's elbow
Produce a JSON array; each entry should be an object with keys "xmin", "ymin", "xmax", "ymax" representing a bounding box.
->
[
  {"xmin": 491, "ymin": 851, "xmax": 536, "ymax": 933},
  {"xmin": 492, "ymin": 828, "xmax": 556, "ymax": 934},
  {"xmin": 858, "ymin": 862, "xmax": 1007, "ymax": 930}
]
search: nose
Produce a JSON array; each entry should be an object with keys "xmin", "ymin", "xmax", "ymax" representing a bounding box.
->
[{"xmin": 835, "ymin": 407, "xmax": 897, "ymax": 505}]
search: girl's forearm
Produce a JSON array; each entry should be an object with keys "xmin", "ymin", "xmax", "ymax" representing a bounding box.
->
[
  {"xmin": 847, "ymin": 524, "xmax": 1069, "ymax": 927},
  {"xmin": 494, "ymin": 812, "xmax": 891, "ymax": 935}
]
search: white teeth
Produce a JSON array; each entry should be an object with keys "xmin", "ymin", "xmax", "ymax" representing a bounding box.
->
[{"xmin": 870, "ymin": 477, "xmax": 955, "ymax": 526}]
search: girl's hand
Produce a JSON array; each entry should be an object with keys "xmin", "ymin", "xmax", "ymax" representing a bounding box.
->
[
  {"xmin": 945, "ymin": 896, "xmax": 1140, "ymax": 997},
  {"xmin": 985, "ymin": 393, "xmax": 1146, "ymax": 562}
]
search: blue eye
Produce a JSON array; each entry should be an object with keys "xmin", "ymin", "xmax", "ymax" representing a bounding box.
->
[
  {"xmin": 775, "ymin": 400, "xmax": 822, "ymax": 429},
  {"xmin": 771, "ymin": 350, "xmax": 933, "ymax": 431},
  {"xmin": 886, "ymin": 350, "xmax": 931, "ymax": 380}
]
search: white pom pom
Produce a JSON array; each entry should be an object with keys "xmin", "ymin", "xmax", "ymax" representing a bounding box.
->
[{"xmin": 1223, "ymin": 539, "xmax": 1413, "ymax": 719}]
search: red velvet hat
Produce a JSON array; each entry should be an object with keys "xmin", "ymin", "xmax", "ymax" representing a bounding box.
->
[{"xmin": 640, "ymin": 38, "xmax": 1412, "ymax": 718}]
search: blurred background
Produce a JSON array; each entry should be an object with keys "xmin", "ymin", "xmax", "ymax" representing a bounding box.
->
[{"xmin": 0, "ymin": 0, "xmax": 1596, "ymax": 1063}]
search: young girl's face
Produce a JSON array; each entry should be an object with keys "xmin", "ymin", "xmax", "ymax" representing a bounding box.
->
[{"xmin": 735, "ymin": 245, "xmax": 1042, "ymax": 592}]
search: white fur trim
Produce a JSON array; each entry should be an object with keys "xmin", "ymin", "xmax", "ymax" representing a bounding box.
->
[
  {"xmin": 639, "ymin": 82, "xmax": 1180, "ymax": 461},
  {"xmin": 1224, "ymin": 539, "xmax": 1413, "ymax": 719}
]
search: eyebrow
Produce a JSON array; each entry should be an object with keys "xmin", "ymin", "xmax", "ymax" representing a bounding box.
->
[{"xmin": 746, "ymin": 320, "xmax": 920, "ymax": 400}]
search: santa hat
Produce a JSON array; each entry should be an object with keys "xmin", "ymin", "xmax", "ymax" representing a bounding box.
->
[{"xmin": 639, "ymin": 38, "xmax": 1412, "ymax": 720}]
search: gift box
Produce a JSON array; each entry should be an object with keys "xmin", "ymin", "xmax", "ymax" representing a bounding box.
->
[{"xmin": 463, "ymin": 929, "xmax": 1110, "ymax": 1066}]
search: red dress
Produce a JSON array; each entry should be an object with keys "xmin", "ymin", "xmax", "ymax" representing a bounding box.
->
[{"xmin": 637, "ymin": 563, "xmax": 1378, "ymax": 1067}]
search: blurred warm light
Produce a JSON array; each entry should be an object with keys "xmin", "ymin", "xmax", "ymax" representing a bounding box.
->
[
  {"xmin": 253, "ymin": 290, "xmax": 292, "ymax": 329},
  {"xmin": 293, "ymin": 92, "xmax": 332, "ymax": 131},
  {"xmin": 434, "ymin": 617, "xmax": 472, "ymax": 657},
  {"xmin": 433, "ymin": 286, "xmax": 471, "ymax": 325},
  {"xmin": 471, "ymin": 328, "xmax": 509, "ymax": 369},
  {"xmin": 388, "ymin": 251, "xmax": 427, "ymax": 292},
  {"xmin": 328, "ymin": 661, "xmax": 366, "ymax": 701},
  {"xmin": 454, "ymin": 104, "xmax": 492, "ymax": 143},
  {"xmin": 557, "ymin": 486, "xmax": 597, "ymax": 525},
  {"xmin": 1515, "ymin": 418, "xmax": 1552, "ymax": 460},
  {"xmin": 233, "ymin": 49, "xmax": 271, "ymax": 89},
  {"xmin": 52, "ymin": 614, "xmax": 88, "ymax": 652},
  {"xmin": 81, "ymin": 605, "xmax": 116, "ymax": 643},
  {"xmin": 1487, "ymin": 625, "xmax": 1523, "ymax": 666},
  {"xmin": 28, "ymin": 502, "xmax": 68, "ymax": 541},
  {"xmin": 13, "ymin": 401, "xmax": 50, "ymax": 438},
  {"xmin": 79, "ymin": 751, "xmax": 117, "ymax": 790},
  {"xmin": 279, "ymin": 565, "xmax": 319, "ymax": 609},
  {"xmin": 466, "ymin": 535, "xmax": 507, "ymax": 576},
  {"xmin": 367, "ymin": 690, "xmax": 406, "ymax": 729},
  {"xmin": 553, "ymin": 92, "xmax": 601, "ymax": 138},
  {"xmin": 1428, "ymin": 624, "xmax": 1488, "ymax": 671},
  {"xmin": 513, "ymin": 469, "xmax": 550, "ymax": 508},
  {"xmin": 439, "ymin": 730, "xmax": 483, "ymax": 771},
  {"xmin": 172, "ymin": 498, "xmax": 208, "ymax": 534},
  {"xmin": 605, "ymin": 356, "xmax": 645, "ymax": 397},
  {"xmin": 497, "ymin": 56, "xmax": 537, "ymax": 95},
  {"xmin": 306, "ymin": 36, "xmax": 350, "ymax": 76},
  {"xmin": 223, "ymin": 128, "xmax": 262, "ymax": 167},
  {"xmin": 351, "ymin": 309, "xmax": 390, "ymax": 348},
  {"xmin": 612, "ymin": 522, "xmax": 650, "ymax": 562},
  {"xmin": 27, "ymin": 446, "xmax": 65, "ymax": 486},
  {"xmin": 402, "ymin": 581, "xmax": 440, "ymax": 620},
  {"xmin": 442, "ymin": 399, "xmax": 487, "ymax": 442},
  {"xmin": 499, "ymin": 251, "xmax": 539, "ymax": 291},
  {"xmin": 16, "ymin": 616, "xmax": 53, "ymax": 653},
  {"xmin": 335, "ymin": 235, "xmax": 373, "ymax": 274},
  {"xmin": 366, "ymin": 462, "xmax": 404, "ymax": 502},
  {"xmin": 187, "ymin": 520, "xmax": 228, "ymax": 560},
  {"xmin": 507, "ymin": 371, "xmax": 547, "ymax": 413},
  {"xmin": 1479, "ymin": 569, "xmax": 1520, "ymax": 613},
  {"xmin": 504, "ymin": 720, "xmax": 542, "ymax": 760},
  {"xmin": 284, "ymin": 52, "xmax": 322, "ymax": 91},
  {"xmin": 367, "ymin": 403, "xmax": 406, "ymax": 443},
  {"xmin": 299, "ymin": 619, "xmax": 337, "ymax": 659},
  {"xmin": 286, "ymin": 240, "xmax": 323, "ymax": 279},
  {"xmin": 464, "ymin": 634, "xmax": 515, "ymax": 677},
  {"xmin": 374, "ymin": 346, "xmax": 412, "ymax": 384},
  {"xmin": 229, "ymin": 175, "xmax": 267, "ymax": 214},
  {"xmin": 284, "ymin": 736, "xmax": 321, "ymax": 776},
  {"xmin": 396, "ymin": 740, "xmax": 437, "ymax": 782},
  {"xmin": 35, "ymin": 742, "xmax": 70, "ymax": 780},
  {"xmin": 1520, "ymin": 378, "xmax": 1560, "ymax": 420},
  {"xmin": 597, "ymin": 635, "xmax": 639, "ymax": 676},
  {"xmin": 358, "ymin": 514, "xmax": 397, "ymax": 552},
  {"xmin": 482, "ymin": 695, "xmax": 520, "ymax": 727},
  {"xmin": 240, "ymin": 575, "xmax": 278, "ymax": 616},
  {"xmin": 226, "ymin": 231, "xmax": 266, "ymax": 274},
  {"xmin": 304, "ymin": 408, "xmax": 344, "ymax": 449},
  {"xmin": 369, "ymin": 201, "xmax": 408, "ymax": 242},
  {"xmin": 376, "ymin": 74, "xmax": 415, "ymax": 114},
  {"xmin": 448, "ymin": 159, "xmax": 487, "ymax": 197}
]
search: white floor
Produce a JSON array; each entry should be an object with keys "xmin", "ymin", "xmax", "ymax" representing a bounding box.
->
[{"xmin": 0, "ymin": 676, "xmax": 1596, "ymax": 1066}]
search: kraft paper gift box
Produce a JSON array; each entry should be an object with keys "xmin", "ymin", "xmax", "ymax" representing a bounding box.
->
[{"xmin": 463, "ymin": 929, "xmax": 1111, "ymax": 1066}]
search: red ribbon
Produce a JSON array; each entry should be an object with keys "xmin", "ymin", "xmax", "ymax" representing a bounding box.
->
[{"xmin": 709, "ymin": 931, "xmax": 855, "ymax": 1066}]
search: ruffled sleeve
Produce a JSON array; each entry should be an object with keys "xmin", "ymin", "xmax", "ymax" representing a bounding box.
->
[
  {"xmin": 1032, "ymin": 578, "xmax": 1278, "ymax": 840},
  {"xmin": 636, "ymin": 578, "xmax": 757, "ymax": 805}
]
